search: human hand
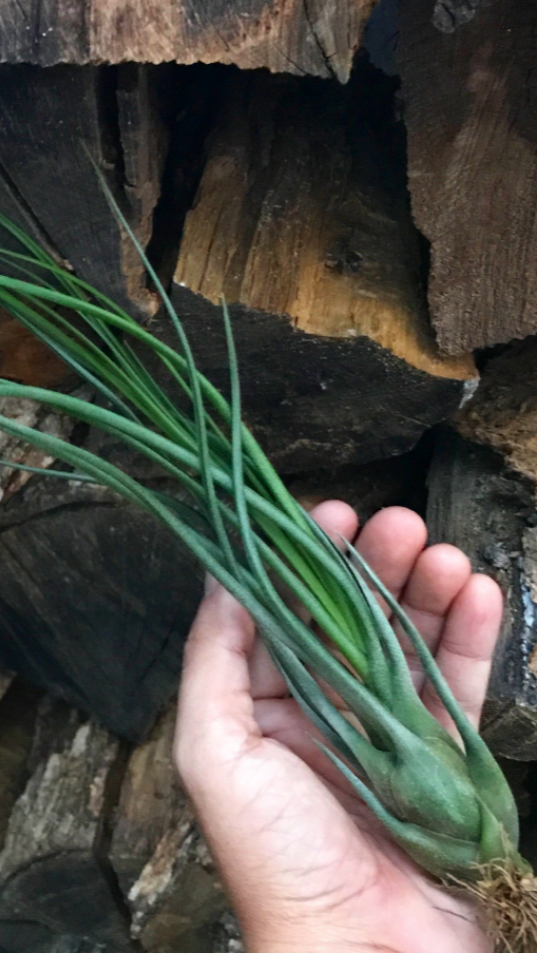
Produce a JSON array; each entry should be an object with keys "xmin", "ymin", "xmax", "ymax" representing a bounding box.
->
[{"xmin": 175, "ymin": 504, "xmax": 503, "ymax": 953}]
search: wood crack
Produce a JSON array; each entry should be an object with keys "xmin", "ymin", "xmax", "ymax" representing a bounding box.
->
[{"xmin": 302, "ymin": 0, "xmax": 337, "ymax": 80}]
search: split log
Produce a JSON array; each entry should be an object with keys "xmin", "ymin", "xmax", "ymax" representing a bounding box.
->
[
  {"xmin": 0, "ymin": 308, "xmax": 67, "ymax": 391},
  {"xmin": 427, "ymin": 338, "xmax": 537, "ymax": 758},
  {"xmin": 0, "ymin": 63, "xmax": 166, "ymax": 314},
  {"xmin": 0, "ymin": 463, "xmax": 203, "ymax": 740},
  {"xmin": 110, "ymin": 705, "xmax": 231, "ymax": 952},
  {"xmin": 167, "ymin": 66, "xmax": 475, "ymax": 472},
  {"xmin": 0, "ymin": 59, "xmax": 477, "ymax": 472},
  {"xmin": 0, "ymin": 0, "xmax": 373, "ymax": 83},
  {"xmin": 0, "ymin": 693, "xmax": 240, "ymax": 951},
  {"xmin": 398, "ymin": 0, "xmax": 537, "ymax": 352},
  {"xmin": 0, "ymin": 696, "xmax": 135, "ymax": 952}
]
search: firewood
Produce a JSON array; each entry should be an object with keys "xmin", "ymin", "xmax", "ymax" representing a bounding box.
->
[
  {"xmin": 0, "ymin": 696, "xmax": 136, "ymax": 952},
  {"xmin": 398, "ymin": 0, "xmax": 537, "ymax": 352},
  {"xmin": 0, "ymin": 467, "xmax": 203, "ymax": 740},
  {"xmin": 110, "ymin": 705, "xmax": 232, "ymax": 952},
  {"xmin": 427, "ymin": 339, "xmax": 537, "ymax": 758},
  {"xmin": 0, "ymin": 57, "xmax": 476, "ymax": 472},
  {"xmin": 166, "ymin": 66, "xmax": 475, "ymax": 472},
  {"xmin": 0, "ymin": 0, "xmax": 373, "ymax": 82},
  {"xmin": 0, "ymin": 63, "xmax": 166, "ymax": 315}
]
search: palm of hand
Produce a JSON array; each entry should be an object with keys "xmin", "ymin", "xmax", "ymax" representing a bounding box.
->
[{"xmin": 176, "ymin": 504, "xmax": 502, "ymax": 953}]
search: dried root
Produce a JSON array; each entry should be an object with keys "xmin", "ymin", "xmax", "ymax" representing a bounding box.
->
[{"xmin": 464, "ymin": 862, "xmax": 537, "ymax": 953}]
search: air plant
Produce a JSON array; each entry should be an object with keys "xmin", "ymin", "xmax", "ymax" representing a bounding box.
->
[{"xmin": 0, "ymin": 194, "xmax": 534, "ymax": 953}]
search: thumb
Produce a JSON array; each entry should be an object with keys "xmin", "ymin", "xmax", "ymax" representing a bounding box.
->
[{"xmin": 174, "ymin": 581, "xmax": 259, "ymax": 794}]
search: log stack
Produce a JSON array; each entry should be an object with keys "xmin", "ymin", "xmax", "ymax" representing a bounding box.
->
[{"xmin": 0, "ymin": 0, "xmax": 535, "ymax": 949}]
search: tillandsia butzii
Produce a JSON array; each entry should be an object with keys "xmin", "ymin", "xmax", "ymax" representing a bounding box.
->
[{"xmin": 0, "ymin": 177, "xmax": 533, "ymax": 953}]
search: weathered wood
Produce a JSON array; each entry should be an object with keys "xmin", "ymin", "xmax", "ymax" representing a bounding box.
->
[
  {"xmin": 0, "ymin": 0, "xmax": 373, "ymax": 82},
  {"xmin": 110, "ymin": 705, "xmax": 184, "ymax": 897},
  {"xmin": 0, "ymin": 63, "xmax": 165, "ymax": 315},
  {"xmin": 0, "ymin": 697, "xmax": 135, "ymax": 952},
  {"xmin": 0, "ymin": 698, "xmax": 240, "ymax": 951},
  {"xmin": 168, "ymin": 66, "xmax": 475, "ymax": 470},
  {"xmin": 110, "ymin": 705, "xmax": 230, "ymax": 952},
  {"xmin": 211, "ymin": 913, "xmax": 244, "ymax": 953},
  {"xmin": 0, "ymin": 394, "xmax": 75, "ymax": 502},
  {"xmin": 0, "ymin": 678, "xmax": 43, "ymax": 851},
  {"xmin": 398, "ymin": 0, "xmax": 537, "ymax": 353},
  {"xmin": 145, "ymin": 286, "xmax": 473, "ymax": 474},
  {"xmin": 427, "ymin": 340, "xmax": 537, "ymax": 758},
  {"xmin": 0, "ymin": 466, "xmax": 203, "ymax": 740}
]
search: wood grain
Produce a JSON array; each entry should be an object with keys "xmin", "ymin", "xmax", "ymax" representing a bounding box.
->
[
  {"xmin": 0, "ymin": 679, "xmax": 42, "ymax": 851},
  {"xmin": 175, "ymin": 68, "xmax": 474, "ymax": 379},
  {"xmin": 398, "ymin": 0, "xmax": 537, "ymax": 353},
  {"xmin": 0, "ymin": 0, "xmax": 374, "ymax": 82},
  {"xmin": 0, "ymin": 463, "xmax": 203, "ymax": 740},
  {"xmin": 168, "ymin": 67, "xmax": 476, "ymax": 471},
  {"xmin": 0, "ymin": 64, "xmax": 165, "ymax": 315}
]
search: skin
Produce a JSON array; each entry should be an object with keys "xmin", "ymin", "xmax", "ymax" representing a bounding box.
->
[{"xmin": 175, "ymin": 504, "xmax": 503, "ymax": 953}]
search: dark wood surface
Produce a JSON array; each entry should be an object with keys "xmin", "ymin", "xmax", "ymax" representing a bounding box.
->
[
  {"xmin": 0, "ymin": 64, "xmax": 166, "ymax": 316},
  {"xmin": 428, "ymin": 337, "xmax": 537, "ymax": 758},
  {"xmin": 428, "ymin": 427, "xmax": 537, "ymax": 759},
  {"xmin": 0, "ymin": 0, "xmax": 372, "ymax": 81},
  {"xmin": 161, "ymin": 286, "xmax": 472, "ymax": 473},
  {"xmin": 439, "ymin": 338, "xmax": 537, "ymax": 756},
  {"xmin": 398, "ymin": 0, "xmax": 537, "ymax": 353},
  {"xmin": 432, "ymin": 0, "xmax": 487, "ymax": 33},
  {"xmin": 0, "ymin": 473, "xmax": 203, "ymax": 740}
]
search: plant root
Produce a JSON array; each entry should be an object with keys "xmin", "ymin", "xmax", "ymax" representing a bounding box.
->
[{"xmin": 464, "ymin": 862, "xmax": 537, "ymax": 953}]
